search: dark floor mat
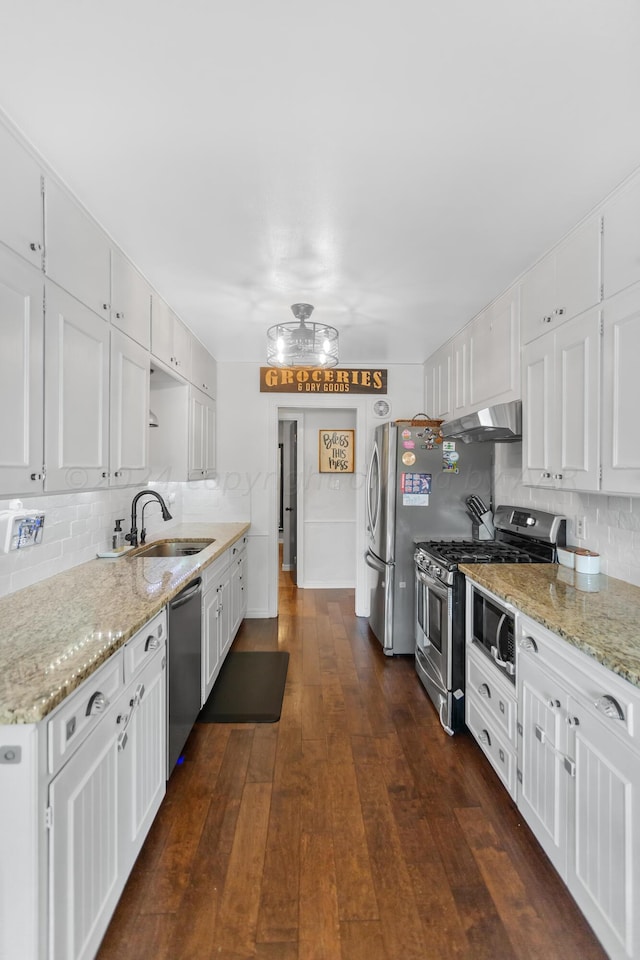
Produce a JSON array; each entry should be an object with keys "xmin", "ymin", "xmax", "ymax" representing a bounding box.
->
[{"xmin": 198, "ymin": 651, "xmax": 289, "ymax": 723}]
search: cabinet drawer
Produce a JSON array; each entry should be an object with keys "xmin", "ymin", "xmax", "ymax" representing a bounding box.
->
[
  {"xmin": 467, "ymin": 645, "xmax": 518, "ymax": 746},
  {"xmin": 48, "ymin": 652, "xmax": 123, "ymax": 775},
  {"xmin": 517, "ymin": 614, "xmax": 640, "ymax": 752},
  {"xmin": 202, "ymin": 550, "xmax": 230, "ymax": 591},
  {"xmin": 466, "ymin": 697, "xmax": 517, "ymax": 800},
  {"xmin": 124, "ymin": 609, "xmax": 167, "ymax": 683}
]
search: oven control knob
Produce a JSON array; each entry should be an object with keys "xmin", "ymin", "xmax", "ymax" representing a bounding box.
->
[{"xmin": 526, "ymin": 517, "xmax": 536, "ymax": 526}]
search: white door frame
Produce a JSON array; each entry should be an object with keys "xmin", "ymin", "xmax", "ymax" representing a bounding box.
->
[{"xmin": 267, "ymin": 395, "xmax": 369, "ymax": 618}]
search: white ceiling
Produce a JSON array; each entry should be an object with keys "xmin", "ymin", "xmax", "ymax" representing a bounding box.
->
[{"xmin": 2, "ymin": 1, "xmax": 640, "ymax": 365}]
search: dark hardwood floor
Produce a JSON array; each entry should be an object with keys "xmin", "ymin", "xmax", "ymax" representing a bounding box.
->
[{"xmin": 98, "ymin": 561, "xmax": 606, "ymax": 960}]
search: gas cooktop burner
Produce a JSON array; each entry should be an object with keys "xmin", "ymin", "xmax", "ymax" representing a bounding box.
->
[{"xmin": 415, "ymin": 539, "xmax": 534, "ymax": 568}]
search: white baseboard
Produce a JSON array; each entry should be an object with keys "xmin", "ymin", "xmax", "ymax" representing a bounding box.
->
[{"xmin": 300, "ymin": 580, "xmax": 355, "ymax": 589}]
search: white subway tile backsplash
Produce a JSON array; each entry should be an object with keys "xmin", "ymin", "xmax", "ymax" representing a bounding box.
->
[{"xmin": 494, "ymin": 442, "xmax": 640, "ymax": 587}]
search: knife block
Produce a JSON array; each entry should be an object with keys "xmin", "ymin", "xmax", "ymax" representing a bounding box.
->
[{"xmin": 472, "ymin": 521, "xmax": 494, "ymax": 541}]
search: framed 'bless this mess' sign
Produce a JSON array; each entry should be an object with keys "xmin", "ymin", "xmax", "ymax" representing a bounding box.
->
[{"xmin": 319, "ymin": 430, "xmax": 355, "ymax": 473}]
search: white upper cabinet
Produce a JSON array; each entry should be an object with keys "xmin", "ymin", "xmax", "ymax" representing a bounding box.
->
[
  {"xmin": 450, "ymin": 326, "xmax": 470, "ymax": 416},
  {"xmin": 602, "ymin": 175, "xmax": 640, "ymax": 299},
  {"xmin": 110, "ymin": 248, "xmax": 152, "ymax": 349},
  {"xmin": 469, "ymin": 284, "xmax": 520, "ymax": 409},
  {"xmin": 520, "ymin": 215, "xmax": 602, "ymax": 345},
  {"xmin": 0, "ymin": 247, "xmax": 44, "ymax": 495},
  {"xmin": 522, "ymin": 307, "xmax": 601, "ymax": 492},
  {"xmin": 602, "ymin": 284, "xmax": 640, "ymax": 494},
  {"xmin": 109, "ymin": 328, "xmax": 150, "ymax": 488},
  {"xmin": 151, "ymin": 296, "xmax": 192, "ymax": 380},
  {"xmin": 190, "ymin": 336, "xmax": 217, "ymax": 397},
  {"xmin": 188, "ymin": 386, "xmax": 216, "ymax": 480},
  {"xmin": 44, "ymin": 282, "xmax": 110, "ymax": 491},
  {"xmin": 44, "ymin": 179, "xmax": 111, "ymax": 320},
  {"xmin": 424, "ymin": 342, "xmax": 452, "ymax": 420},
  {"xmin": 0, "ymin": 123, "xmax": 44, "ymax": 269}
]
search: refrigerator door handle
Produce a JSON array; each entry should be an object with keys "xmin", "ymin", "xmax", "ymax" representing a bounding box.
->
[
  {"xmin": 365, "ymin": 549, "xmax": 392, "ymax": 573},
  {"xmin": 366, "ymin": 442, "xmax": 381, "ymax": 539}
]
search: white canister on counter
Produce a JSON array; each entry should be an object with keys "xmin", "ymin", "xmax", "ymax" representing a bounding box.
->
[
  {"xmin": 557, "ymin": 546, "xmax": 575, "ymax": 569},
  {"xmin": 574, "ymin": 549, "xmax": 600, "ymax": 574}
]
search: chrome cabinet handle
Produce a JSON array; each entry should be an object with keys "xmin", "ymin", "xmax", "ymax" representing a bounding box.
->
[
  {"xmin": 555, "ymin": 307, "xmax": 565, "ymax": 316},
  {"xmin": 541, "ymin": 472, "xmax": 551, "ymax": 479},
  {"xmin": 86, "ymin": 691, "xmax": 108, "ymax": 716},
  {"xmin": 29, "ymin": 242, "xmax": 42, "ymax": 252},
  {"xmin": 518, "ymin": 636, "xmax": 538, "ymax": 653},
  {"xmin": 546, "ymin": 698, "xmax": 560, "ymax": 710},
  {"xmin": 566, "ymin": 716, "xmax": 580, "ymax": 726},
  {"xmin": 542, "ymin": 315, "xmax": 553, "ymax": 324},
  {"xmin": 478, "ymin": 729, "xmax": 491, "ymax": 746},
  {"xmin": 145, "ymin": 635, "xmax": 161, "ymax": 652},
  {"xmin": 553, "ymin": 473, "xmax": 563, "ymax": 480},
  {"xmin": 478, "ymin": 683, "xmax": 491, "ymax": 698},
  {"xmin": 595, "ymin": 695, "xmax": 625, "ymax": 721},
  {"xmin": 30, "ymin": 472, "xmax": 43, "ymax": 481}
]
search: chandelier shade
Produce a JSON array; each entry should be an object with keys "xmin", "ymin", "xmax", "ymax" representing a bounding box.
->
[{"xmin": 266, "ymin": 303, "xmax": 339, "ymax": 367}]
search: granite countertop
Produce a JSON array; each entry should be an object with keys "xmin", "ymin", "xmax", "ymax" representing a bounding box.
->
[
  {"xmin": 0, "ymin": 522, "xmax": 249, "ymax": 725},
  {"xmin": 460, "ymin": 563, "xmax": 640, "ymax": 689}
]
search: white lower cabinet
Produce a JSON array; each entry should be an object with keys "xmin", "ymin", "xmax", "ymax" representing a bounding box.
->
[
  {"xmin": 201, "ymin": 539, "xmax": 248, "ymax": 704},
  {"xmin": 466, "ymin": 642, "xmax": 518, "ymax": 799},
  {"xmin": 0, "ymin": 611, "xmax": 166, "ymax": 960},
  {"xmin": 516, "ymin": 614, "xmax": 640, "ymax": 960}
]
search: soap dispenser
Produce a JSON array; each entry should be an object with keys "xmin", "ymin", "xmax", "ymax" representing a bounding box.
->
[{"xmin": 113, "ymin": 518, "xmax": 126, "ymax": 551}]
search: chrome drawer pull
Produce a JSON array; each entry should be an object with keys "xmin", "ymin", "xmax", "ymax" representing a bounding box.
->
[
  {"xmin": 519, "ymin": 636, "xmax": 538, "ymax": 653},
  {"xmin": 86, "ymin": 692, "xmax": 109, "ymax": 716},
  {"xmin": 595, "ymin": 695, "xmax": 625, "ymax": 721},
  {"xmin": 478, "ymin": 683, "xmax": 491, "ymax": 698}
]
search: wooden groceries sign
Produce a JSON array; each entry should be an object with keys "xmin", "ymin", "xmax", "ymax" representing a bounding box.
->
[{"xmin": 260, "ymin": 367, "xmax": 387, "ymax": 394}]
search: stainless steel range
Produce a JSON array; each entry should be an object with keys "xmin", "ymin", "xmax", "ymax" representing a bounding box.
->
[{"xmin": 413, "ymin": 505, "xmax": 566, "ymax": 735}]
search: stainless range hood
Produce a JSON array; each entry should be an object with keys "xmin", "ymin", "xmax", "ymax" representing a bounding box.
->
[{"xmin": 441, "ymin": 399, "xmax": 522, "ymax": 443}]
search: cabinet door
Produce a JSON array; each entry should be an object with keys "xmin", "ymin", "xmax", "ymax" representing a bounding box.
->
[
  {"xmin": 554, "ymin": 309, "xmax": 601, "ymax": 492},
  {"xmin": 0, "ymin": 248, "xmax": 44, "ymax": 495},
  {"xmin": 469, "ymin": 286, "xmax": 520, "ymax": 408},
  {"xmin": 202, "ymin": 586, "xmax": 221, "ymax": 704},
  {"xmin": 173, "ymin": 317, "xmax": 192, "ymax": 381},
  {"xmin": 230, "ymin": 553, "xmax": 243, "ymax": 640},
  {"xmin": 44, "ymin": 282, "xmax": 110, "ymax": 491},
  {"xmin": 204, "ymin": 398, "xmax": 216, "ymax": 477},
  {"xmin": 424, "ymin": 345, "xmax": 451, "ymax": 420},
  {"xmin": 451, "ymin": 327, "xmax": 469, "ymax": 415},
  {"xmin": 44, "ymin": 179, "xmax": 111, "ymax": 320},
  {"xmin": 110, "ymin": 248, "xmax": 152, "ymax": 349},
  {"xmin": 567, "ymin": 696, "xmax": 640, "ymax": 960},
  {"xmin": 555, "ymin": 215, "xmax": 602, "ymax": 328},
  {"xmin": 119, "ymin": 651, "xmax": 166, "ymax": 875},
  {"xmin": 0, "ymin": 122, "xmax": 43, "ymax": 268},
  {"xmin": 602, "ymin": 284, "xmax": 640, "ymax": 493},
  {"xmin": 520, "ymin": 251, "xmax": 556, "ymax": 344},
  {"xmin": 109, "ymin": 328, "xmax": 150, "ymax": 487},
  {"xmin": 49, "ymin": 706, "xmax": 122, "ymax": 960},
  {"xmin": 518, "ymin": 650, "xmax": 569, "ymax": 878},
  {"xmin": 603, "ymin": 175, "xmax": 640, "ymax": 298},
  {"xmin": 521, "ymin": 333, "xmax": 555, "ymax": 487},
  {"xmin": 218, "ymin": 572, "xmax": 232, "ymax": 662},
  {"xmin": 191, "ymin": 337, "xmax": 217, "ymax": 397},
  {"xmin": 150, "ymin": 295, "xmax": 174, "ymax": 368},
  {"xmin": 188, "ymin": 387, "xmax": 206, "ymax": 480}
]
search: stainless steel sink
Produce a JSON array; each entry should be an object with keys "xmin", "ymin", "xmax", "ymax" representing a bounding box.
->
[{"xmin": 134, "ymin": 539, "xmax": 214, "ymax": 558}]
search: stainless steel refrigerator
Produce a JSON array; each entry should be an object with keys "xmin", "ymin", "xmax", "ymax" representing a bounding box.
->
[{"xmin": 365, "ymin": 421, "xmax": 493, "ymax": 655}]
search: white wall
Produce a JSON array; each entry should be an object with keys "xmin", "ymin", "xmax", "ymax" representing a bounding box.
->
[
  {"xmin": 298, "ymin": 408, "xmax": 357, "ymax": 588},
  {"xmin": 495, "ymin": 443, "xmax": 640, "ymax": 585}
]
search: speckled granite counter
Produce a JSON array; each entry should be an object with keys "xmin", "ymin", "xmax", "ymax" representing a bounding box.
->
[
  {"xmin": 0, "ymin": 522, "xmax": 249, "ymax": 725},
  {"xmin": 460, "ymin": 563, "xmax": 640, "ymax": 689}
]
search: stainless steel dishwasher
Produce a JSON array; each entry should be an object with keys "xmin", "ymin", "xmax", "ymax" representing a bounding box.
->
[{"xmin": 167, "ymin": 577, "xmax": 202, "ymax": 776}]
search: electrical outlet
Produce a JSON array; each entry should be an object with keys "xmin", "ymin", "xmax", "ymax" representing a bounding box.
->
[{"xmin": 575, "ymin": 516, "xmax": 587, "ymax": 540}]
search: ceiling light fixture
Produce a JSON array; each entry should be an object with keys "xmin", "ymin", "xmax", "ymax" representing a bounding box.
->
[{"xmin": 266, "ymin": 303, "xmax": 339, "ymax": 367}]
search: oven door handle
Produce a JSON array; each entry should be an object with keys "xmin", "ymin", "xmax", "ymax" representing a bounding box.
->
[
  {"xmin": 415, "ymin": 567, "xmax": 448, "ymax": 597},
  {"xmin": 491, "ymin": 613, "xmax": 515, "ymax": 675}
]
